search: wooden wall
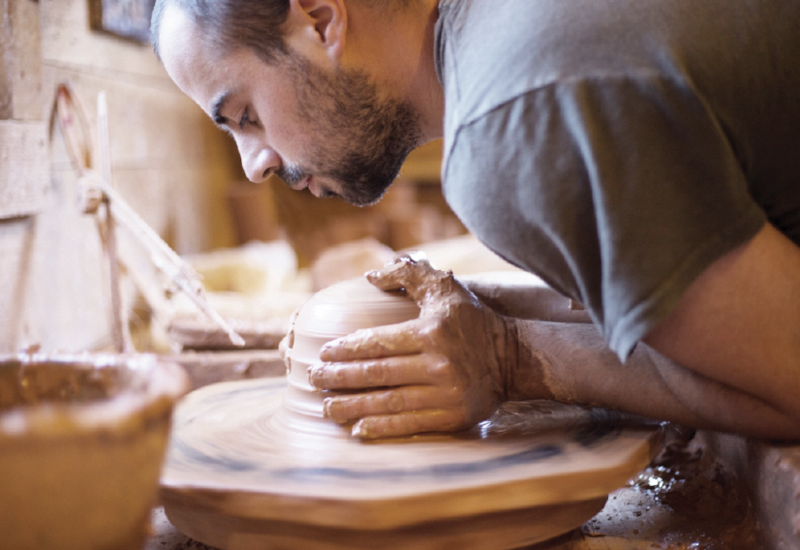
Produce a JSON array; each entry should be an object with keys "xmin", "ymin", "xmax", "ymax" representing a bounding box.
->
[{"xmin": 0, "ymin": 0, "xmax": 243, "ymax": 353}]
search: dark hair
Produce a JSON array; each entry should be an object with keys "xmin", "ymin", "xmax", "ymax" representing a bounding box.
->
[{"xmin": 151, "ymin": 0, "xmax": 292, "ymax": 64}]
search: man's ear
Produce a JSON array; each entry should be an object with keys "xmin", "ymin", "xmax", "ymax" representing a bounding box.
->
[{"xmin": 285, "ymin": 0, "xmax": 347, "ymax": 63}]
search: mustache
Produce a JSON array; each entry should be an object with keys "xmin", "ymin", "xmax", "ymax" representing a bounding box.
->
[
  {"xmin": 276, "ymin": 164, "xmax": 308, "ymax": 187},
  {"xmin": 275, "ymin": 163, "xmax": 339, "ymax": 199}
]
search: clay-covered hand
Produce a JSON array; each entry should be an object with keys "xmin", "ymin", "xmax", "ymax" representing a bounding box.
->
[{"xmin": 308, "ymin": 254, "xmax": 518, "ymax": 439}]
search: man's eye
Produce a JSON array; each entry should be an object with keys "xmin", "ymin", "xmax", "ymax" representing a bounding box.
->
[
  {"xmin": 238, "ymin": 109, "xmax": 250, "ymax": 130},
  {"xmin": 238, "ymin": 109, "xmax": 259, "ymax": 130}
]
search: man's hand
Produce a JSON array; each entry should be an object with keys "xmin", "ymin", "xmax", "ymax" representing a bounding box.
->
[{"xmin": 307, "ymin": 254, "xmax": 517, "ymax": 439}]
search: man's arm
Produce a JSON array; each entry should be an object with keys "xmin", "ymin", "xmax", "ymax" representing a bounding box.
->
[
  {"xmin": 505, "ymin": 318, "xmax": 800, "ymax": 439},
  {"xmin": 643, "ymin": 223, "xmax": 800, "ymax": 425},
  {"xmin": 458, "ymin": 272, "xmax": 592, "ymax": 324},
  {"xmin": 467, "ymin": 223, "xmax": 800, "ymax": 438},
  {"xmin": 310, "ymin": 225, "xmax": 800, "ymax": 440}
]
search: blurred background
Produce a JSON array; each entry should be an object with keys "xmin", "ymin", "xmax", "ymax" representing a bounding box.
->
[{"xmin": 0, "ymin": 0, "xmax": 515, "ymax": 355}]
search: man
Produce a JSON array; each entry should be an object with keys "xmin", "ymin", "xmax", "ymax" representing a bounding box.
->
[{"xmin": 152, "ymin": 0, "xmax": 800, "ymax": 440}]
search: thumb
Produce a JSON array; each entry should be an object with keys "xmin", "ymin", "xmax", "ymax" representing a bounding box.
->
[{"xmin": 366, "ymin": 252, "xmax": 461, "ymax": 308}]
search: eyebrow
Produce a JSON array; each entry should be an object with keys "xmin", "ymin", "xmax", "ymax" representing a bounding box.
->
[{"xmin": 211, "ymin": 92, "xmax": 231, "ymax": 126}]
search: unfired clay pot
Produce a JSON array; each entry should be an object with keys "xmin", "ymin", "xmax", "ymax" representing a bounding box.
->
[
  {"xmin": 0, "ymin": 353, "xmax": 189, "ymax": 550},
  {"xmin": 279, "ymin": 276, "xmax": 420, "ymax": 436}
]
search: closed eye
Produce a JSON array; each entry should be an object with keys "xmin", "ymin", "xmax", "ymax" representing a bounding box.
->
[{"xmin": 239, "ymin": 108, "xmax": 259, "ymax": 130}]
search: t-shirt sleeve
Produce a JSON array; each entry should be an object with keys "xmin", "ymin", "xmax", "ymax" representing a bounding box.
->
[{"xmin": 442, "ymin": 73, "xmax": 766, "ymax": 360}]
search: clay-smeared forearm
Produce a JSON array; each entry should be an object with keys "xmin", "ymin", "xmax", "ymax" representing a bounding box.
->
[
  {"xmin": 507, "ymin": 318, "xmax": 800, "ymax": 439},
  {"xmin": 460, "ymin": 274, "xmax": 592, "ymax": 324}
]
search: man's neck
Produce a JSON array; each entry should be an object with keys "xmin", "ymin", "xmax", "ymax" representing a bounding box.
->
[{"xmin": 344, "ymin": 0, "xmax": 444, "ymax": 141}]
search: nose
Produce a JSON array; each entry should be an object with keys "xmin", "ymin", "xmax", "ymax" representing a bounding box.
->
[{"xmin": 242, "ymin": 144, "xmax": 280, "ymax": 184}]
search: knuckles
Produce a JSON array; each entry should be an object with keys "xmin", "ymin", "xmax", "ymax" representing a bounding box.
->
[
  {"xmin": 362, "ymin": 361, "xmax": 387, "ymax": 386},
  {"xmin": 417, "ymin": 316, "xmax": 449, "ymax": 346},
  {"xmin": 386, "ymin": 391, "xmax": 405, "ymax": 414},
  {"xmin": 310, "ymin": 363, "xmax": 348, "ymax": 388},
  {"xmin": 427, "ymin": 357, "xmax": 458, "ymax": 386}
]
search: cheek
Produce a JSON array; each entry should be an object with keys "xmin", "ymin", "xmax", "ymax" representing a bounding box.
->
[{"xmin": 254, "ymin": 96, "xmax": 307, "ymax": 147}]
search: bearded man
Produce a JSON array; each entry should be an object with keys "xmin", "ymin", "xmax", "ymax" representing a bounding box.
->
[{"xmin": 152, "ymin": 0, "xmax": 800, "ymax": 440}]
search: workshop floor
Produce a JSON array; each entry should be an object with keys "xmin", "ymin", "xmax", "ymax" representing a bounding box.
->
[{"xmin": 145, "ymin": 429, "xmax": 763, "ymax": 550}]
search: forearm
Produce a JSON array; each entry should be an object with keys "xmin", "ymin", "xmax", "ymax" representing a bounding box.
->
[
  {"xmin": 460, "ymin": 274, "xmax": 592, "ymax": 323},
  {"xmin": 506, "ymin": 318, "xmax": 800, "ymax": 439}
]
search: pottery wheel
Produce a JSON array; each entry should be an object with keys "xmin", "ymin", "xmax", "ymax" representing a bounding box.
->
[{"xmin": 160, "ymin": 277, "xmax": 661, "ymax": 550}]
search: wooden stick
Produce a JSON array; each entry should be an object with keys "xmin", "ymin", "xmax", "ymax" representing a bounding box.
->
[
  {"xmin": 98, "ymin": 181, "xmax": 245, "ymax": 347},
  {"xmin": 97, "ymin": 91, "xmax": 132, "ymax": 353},
  {"xmin": 54, "ymin": 84, "xmax": 245, "ymax": 348}
]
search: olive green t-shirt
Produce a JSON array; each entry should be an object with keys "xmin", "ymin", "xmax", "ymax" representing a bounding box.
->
[{"xmin": 435, "ymin": 0, "xmax": 800, "ymax": 359}]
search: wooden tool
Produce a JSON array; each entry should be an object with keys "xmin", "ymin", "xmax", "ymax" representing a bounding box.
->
[{"xmin": 53, "ymin": 84, "xmax": 244, "ymax": 349}]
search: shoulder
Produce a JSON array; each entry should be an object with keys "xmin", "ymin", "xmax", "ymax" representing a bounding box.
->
[
  {"xmin": 437, "ymin": 0, "xmax": 795, "ymax": 127},
  {"xmin": 438, "ymin": 0, "xmax": 669, "ymax": 121}
]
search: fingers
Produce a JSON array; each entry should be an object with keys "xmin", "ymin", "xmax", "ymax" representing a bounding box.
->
[
  {"xmin": 309, "ymin": 355, "xmax": 448, "ymax": 390},
  {"xmin": 352, "ymin": 410, "xmax": 468, "ymax": 439},
  {"xmin": 320, "ymin": 385, "xmax": 469, "ymax": 439},
  {"xmin": 320, "ymin": 320, "xmax": 425, "ymax": 361},
  {"xmin": 366, "ymin": 252, "xmax": 458, "ymax": 304},
  {"xmin": 323, "ymin": 385, "xmax": 461, "ymax": 424}
]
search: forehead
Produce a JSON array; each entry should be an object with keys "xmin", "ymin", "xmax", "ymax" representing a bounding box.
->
[{"xmin": 158, "ymin": 5, "xmax": 250, "ymax": 115}]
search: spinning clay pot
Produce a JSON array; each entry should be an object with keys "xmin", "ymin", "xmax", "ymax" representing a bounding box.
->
[{"xmin": 280, "ymin": 277, "xmax": 420, "ymax": 436}]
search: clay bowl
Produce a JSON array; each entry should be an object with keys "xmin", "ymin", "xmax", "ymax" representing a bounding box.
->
[{"xmin": 0, "ymin": 353, "xmax": 189, "ymax": 550}]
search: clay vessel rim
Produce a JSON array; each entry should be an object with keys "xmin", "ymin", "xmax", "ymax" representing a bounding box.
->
[{"xmin": 0, "ymin": 352, "xmax": 190, "ymax": 440}]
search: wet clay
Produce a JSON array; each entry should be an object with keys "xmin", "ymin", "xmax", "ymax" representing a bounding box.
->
[
  {"xmin": 624, "ymin": 438, "xmax": 760, "ymax": 549},
  {"xmin": 0, "ymin": 360, "xmax": 122, "ymax": 411},
  {"xmin": 528, "ymin": 430, "xmax": 763, "ymax": 550},
  {"xmin": 161, "ymin": 277, "xmax": 662, "ymax": 550}
]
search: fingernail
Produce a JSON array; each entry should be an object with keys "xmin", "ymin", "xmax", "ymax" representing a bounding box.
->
[
  {"xmin": 308, "ymin": 365, "xmax": 321, "ymax": 385},
  {"xmin": 320, "ymin": 338, "xmax": 342, "ymax": 352},
  {"xmin": 351, "ymin": 419, "xmax": 366, "ymax": 437},
  {"xmin": 323, "ymin": 399, "xmax": 346, "ymax": 423}
]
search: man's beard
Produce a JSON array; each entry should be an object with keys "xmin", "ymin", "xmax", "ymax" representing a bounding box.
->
[{"xmin": 276, "ymin": 53, "xmax": 423, "ymax": 206}]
